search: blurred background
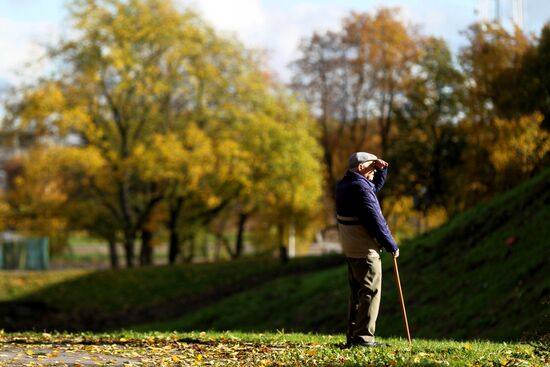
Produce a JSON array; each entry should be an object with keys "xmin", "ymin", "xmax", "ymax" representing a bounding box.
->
[{"xmin": 0, "ymin": 0, "xmax": 548, "ymax": 269}]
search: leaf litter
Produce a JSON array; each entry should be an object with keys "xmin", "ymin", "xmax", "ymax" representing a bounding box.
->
[{"xmin": 0, "ymin": 333, "xmax": 546, "ymax": 366}]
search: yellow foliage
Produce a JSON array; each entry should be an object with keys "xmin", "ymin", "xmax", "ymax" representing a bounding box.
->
[
  {"xmin": 4, "ymin": 146, "xmax": 108, "ymax": 250},
  {"xmin": 490, "ymin": 113, "xmax": 550, "ymax": 174},
  {"xmin": 385, "ymin": 196, "xmax": 448, "ymax": 240},
  {"xmin": 2, "ymin": 0, "xmax": 327, "ymax": 259}
]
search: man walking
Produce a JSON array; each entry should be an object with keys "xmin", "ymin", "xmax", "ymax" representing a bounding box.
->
[{"xmin": 335, "ymin": 152, "xmax": 400, "ymax": 347}]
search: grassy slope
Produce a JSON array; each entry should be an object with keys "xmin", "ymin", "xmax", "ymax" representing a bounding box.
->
[
  {"xmin": 139, "ymin": 168, "xmax": 550, "ymax": 341},
  {"xmin": 0, "ymin": 256, "xmax": 341, "ymax": 315},
  {"xmin": 1, "ymin": 169, "xmax": 548, "ymax": 340}
]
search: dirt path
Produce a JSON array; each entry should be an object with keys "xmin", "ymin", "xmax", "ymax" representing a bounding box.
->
[{"xmin": 0, "ymin": 346, "xmax": 140, "ymax": 366}]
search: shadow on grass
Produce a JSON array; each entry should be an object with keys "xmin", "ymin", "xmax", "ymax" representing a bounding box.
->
[{"xmin": 0, "ymin": 255, "xmax": 345, "ymax": 333}]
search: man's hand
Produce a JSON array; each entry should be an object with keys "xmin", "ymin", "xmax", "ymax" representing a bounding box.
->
[
  {"xmin": 392, "ymin": 249, "xmax": 400, "ymax": 258},
  {"xmin": 375, "ymin": 159, "xmax": 389, "ymax": 169}
]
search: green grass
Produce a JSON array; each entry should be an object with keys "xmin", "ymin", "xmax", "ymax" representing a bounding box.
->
[
  {"xmin": 1, "ymin": 331, "xmax": 547, "ymax": 366},
  {"xmin": 1, "ymin": 169, "xmax": 549, "ymax": 342},
  {"xmin": 137, "ymin": 168, "xmax": 550, "ymax": 341},
  {"xmin": 0, "ymin": 255, "xmax": 341, "ymax": 314},
  {"xmin": 134, "ymin": 265, "xmax": 348, "ymax": 333}
]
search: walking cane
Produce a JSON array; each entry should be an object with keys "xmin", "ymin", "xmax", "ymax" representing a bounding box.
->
[{"xmin": 392, "ymin": 256, "xmax": 412, "ymax": 344}]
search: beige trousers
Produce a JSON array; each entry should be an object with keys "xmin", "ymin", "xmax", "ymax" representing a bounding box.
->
[{"xmin": 346, "ymin": 252, "xmax": 382, "ymax": 343}]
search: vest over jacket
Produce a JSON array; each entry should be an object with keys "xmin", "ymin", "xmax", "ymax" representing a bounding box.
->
[{"xmin": 335, "ymin": 168, "xmax": 399, "ymax": 258}]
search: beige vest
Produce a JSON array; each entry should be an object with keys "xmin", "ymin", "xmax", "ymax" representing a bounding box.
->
[{"xmin": 337, "ymin": 215, "xmax": 382, "ymax": 258}]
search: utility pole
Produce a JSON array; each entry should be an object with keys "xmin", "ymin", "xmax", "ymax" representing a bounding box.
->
[
  {"xmin": 477, "ymin": 0, "xmax": 523, "ymax": 30},
  {"xmin": 512, "ymin": 0, "xmax": 524, "ymax": 29}
]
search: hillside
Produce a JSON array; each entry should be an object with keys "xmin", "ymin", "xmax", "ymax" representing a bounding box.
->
[
  {"xmin": 138, "ymin": 168, "xmax": 550, "ymax": 341},
  {"xmin": 1, "ymin": 169, "xmax": 548, "ymax": 341},
  {"xmin": 0, "ymin": 255, "xmax": 343, "ymax": 331}
]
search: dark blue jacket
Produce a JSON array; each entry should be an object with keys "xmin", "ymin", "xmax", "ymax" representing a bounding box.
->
[{"xmin": 335, "ymin": 168, "xmax": 399, "ymax": 253}]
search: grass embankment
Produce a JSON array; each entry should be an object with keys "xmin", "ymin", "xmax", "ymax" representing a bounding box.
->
[
  {"xmin": 140, "ymin": 168, "xmax": 550, "ymax": 341},
  {"xmin": 1, "ymin": 169, "xmax": 549, "ymax": 341},
  {"xmin": 1, "ymin": 331, "xmax": 547, "ymax": 367},
  {"xmin": 0, "ymin": 255, "xmax": 343, "ymax": 331}
]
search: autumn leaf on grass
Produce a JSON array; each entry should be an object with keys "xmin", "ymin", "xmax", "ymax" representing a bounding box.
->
[{"xmin": 195, "ymin": 354, "xmax": 203, "ymax": 364}]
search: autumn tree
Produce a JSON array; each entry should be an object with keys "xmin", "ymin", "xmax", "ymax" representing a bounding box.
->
[
  {"xmin": 291, "ymin": 8, "xmax": 421, "ymax": 211},
  {"xmin": 492, "ymin": 23, "xmax": 550, "ymax": 132},
  {"xmin": 459, "ymin": 22, "xmax": 530, "ymax": 126},
  {"xmin": 457, "ymin": 22, "xmax": 537, "ymax": 206},
  {"xmin": 230, "ymin": 89, "xmax": 324, "ymax": 260},
  {"xmin": 3, "ymin": 0, "xmax": 325, "ymax": 266},
  {"xmin": 3, "ymin": 146, "xmax": 107, "ymax": 254},
  {"xmin": 392, "ymin": 37, "xmax": 466, "ymax": 217}
]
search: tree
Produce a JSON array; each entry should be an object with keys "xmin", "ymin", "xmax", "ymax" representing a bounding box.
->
[
  {"xmin": 459, "ymin": 22, "xmax": 530, "ymax": 126},
  {"xmin": 393, "ymin": 37, "xmax": 466, "ymax": 216},
  {"xmin": 4, "ymin": 0, "xmax": 259, "ymax": 266},
  {"xmin": 458, "ymin": 22, "xmax": 534, "ymax": 207},
  {"xmin": 341, "ymin": 9, "xmax": 420, "ymax": 158},
  {"xmin": 493, "ymin": 23, "xmax": 550, "ymax": 131},
  {"xmin": 3, "ymin": 0, "xmax": 325, "ymax": 266},
  {"xmin": 233, "ymin": 90, "xmax": 324, "ymax": 260},
  {"xmin": 4, "ymin": 146, "xmax": 106, "ymax": 254},
  {"xmin": 290, "ymin": 30, "xmax": 345, "ymax": 195},
  {"xmin": 291, "ymin": 8, "xmax": 421, "ymax": 212}
]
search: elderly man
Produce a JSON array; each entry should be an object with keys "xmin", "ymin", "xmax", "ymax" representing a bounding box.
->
[{"xmin": 335, "ymin": 152, "xmax": 400, "ymax": 348}]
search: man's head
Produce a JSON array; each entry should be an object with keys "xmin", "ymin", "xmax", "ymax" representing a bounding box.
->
[{"xmin": 348, "ymin": 152, "xmax": 378, "ymax": 180}]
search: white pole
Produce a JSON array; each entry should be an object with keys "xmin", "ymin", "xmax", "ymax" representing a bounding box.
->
[
  {"xmin": 479, "ymin": 0, "xmax": 490, "ymax": 22},
  {"xmin": 512, "ymin": 0, "xmax": 524, "ymax": 29},
  {"xmin": 288, "ymin": 219, "xmax": 296, "ymax": 258}
]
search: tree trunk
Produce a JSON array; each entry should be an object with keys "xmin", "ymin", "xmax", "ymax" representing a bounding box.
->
[
  {"xmin": 168, "ymin": 197, "xmax": 184, "ymax": 265},
  {"xmin": 278, "ymin": 223, "xmax": 288, "ymax": 263},
  {"xmin": 107, "ymin": 235, "xmax": 119, "ymax": 269},
  {"xmin": 168, "ymin": 227, "xmax": 179, "ymax": 265},
  {"xmin": 234, "ymin": 213, "xmax": 248, "ymax": 259},
  {"xmin": 140, "ymin": 229, "xmax": 154, "ymax": 266},
  {"xmin": 123, "ymin": 233, "xmax": 135, "ymax": 268},
  {"xmin": 183, "ymin": 235, "xmax": 195, "ymax": 263}
]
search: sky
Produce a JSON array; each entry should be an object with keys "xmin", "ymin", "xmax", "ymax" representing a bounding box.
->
[{"xmin": 0, "ymin": 0, "xmax": 549, "ymax": 87}]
